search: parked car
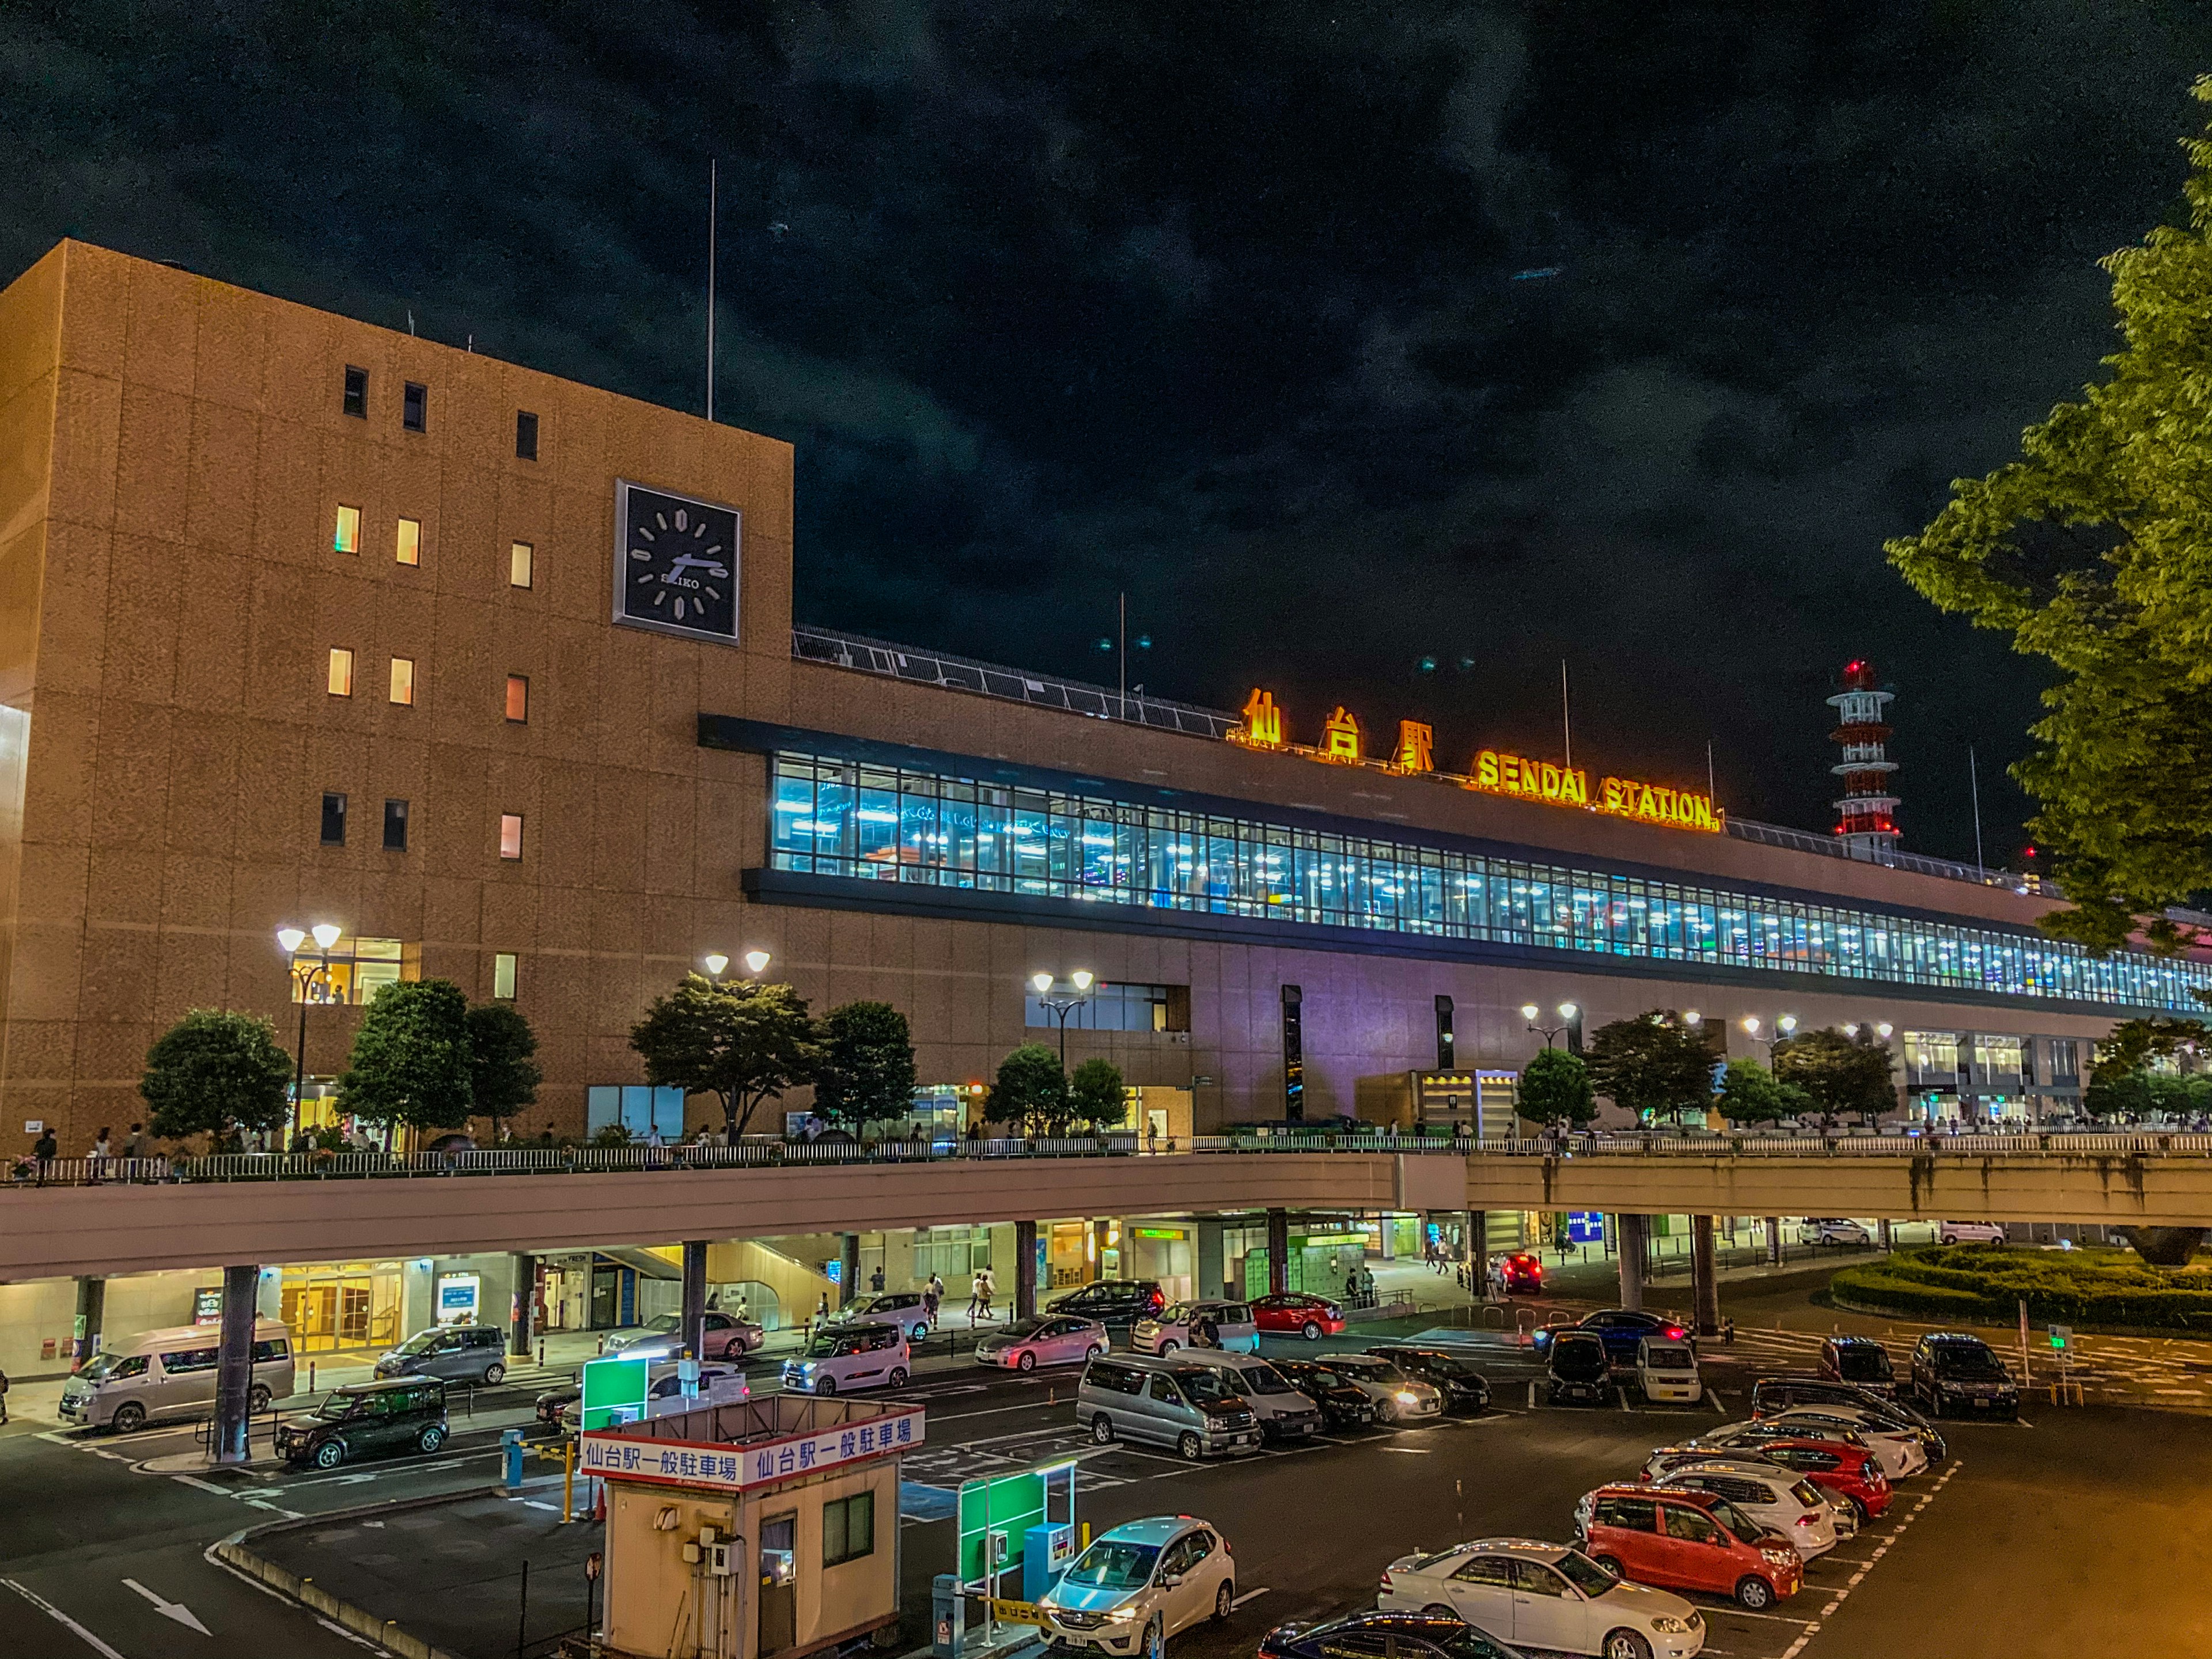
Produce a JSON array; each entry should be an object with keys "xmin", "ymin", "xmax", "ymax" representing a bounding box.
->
[
  {"xmin": 1937, "ymin": 1221, "xmax": 2007, "ymax": 1246},
  {"xmin": 1363, "ymin": 1345, "xmax": 1491, "ymax": 1413},
  {"xmin": 535, "ymin": 1381, "xmax": 581, "ymax": 1429},
  {"xmin": 1325, "ymin": 1353, "xmax": 1444, "ymax": 1424},
  {"xmin": 1798, "ymin": 1218, "xmax": 1872, "ymax": 1247},
  {"xmin": 1260, "ymin": 1608, "xmax": 1528, "ymax": 1659},
  {"xmin": 1636, "ymin": 1337, "xmax": 1702, "ymax": 1405},
  {"xmin": 1048, "ymin": 1281, "xmax": 1167, "ymax": 1327},
  {"xmin": 1534, "ymin": 1310, "xmax": 1688, "ymax": 1369},
  {"xmin": 1248, "ymin": 1292, "xmax": 1346, "ymax": 1339},
  {"xmin": 1131, "ymin": 1301, "xmax": 1260, "ymax": 1356},
  {"xmin": 1813, "ymin": 1336, "xmax": 1898, "ymax": 1399},
  {"xmin": 1691, "ymin": 1416, "xmax": 1872, "ymax": 1465},
  {"xmin": 1642, "ymin": 1460, "xmax": 1837, "ymax": 1559},
  {"xmin": 1750, "ymin": 1407, "xmax": 1926, "ymax": 1478},
  {"xmin": 1177, "ymin": 1351, "xmax": 1323, "ymax": 1440},
  {"xmin": 1077, "ymin": 1354, "xmax": 1262, "ymax": 1460},
  {"xmin": 1036, "ymin": 1514, "xmax": 1236, "ymax": 1653},
  {"xmin": 782, "ymin": 1321, "xmax": 911, "ymax": 1396},
  {"xmin": 555, "ymin": 1360, "xmax": 752, "ymax": 1434},
  {"xmin": 58, "ymin": 1320, "xmax": 294, "ymax": 1433},
  {"xmin": 1488, "ymin": 1252, "xmax": 1545, "ymax": 1296},
  {"xmin": 1574, "ymin": 1484, "xmax": 1804, "ymax": 1609},
  {"xmin": 1743, "ymin": 1438, "xmax": 1894, "ymax": 1523},
  {"xmin": 1910, "ymin": 1332, "xmax": 2021, "ymax": 1418},
  {"xmin": 604, "ymin": 1309, "xmax": 766, "ymax": 1361},
  {"xmin": 374, "ymin": 1323, "xmax": 510, "ymax": 1387},
  {"xmin": 1547, "ymin": 1332, "xmax": 1616, "ymax": 1407},
  {"xmin": 1378, "ymin": 1537, "xmax": 1707, "ymax": 1658},
  {"xmin": 832, "ymin": 1291, "xmax": 935, "ymax": 1342},
  {"xmin": 976, "ymin": 1313, "xmax": 1109, "ymax": 1371},
  {"xmin": 275, "ymin": 1377, "xmax": 449, "ymax": 1469},
  {"xmin": 1751, "ymin": 1376, "xmax": 1944, "ymax": 1460},
  {"xmin": 1272, "ymin": 1359, "xmax": 1377, "ymax": 1430}
]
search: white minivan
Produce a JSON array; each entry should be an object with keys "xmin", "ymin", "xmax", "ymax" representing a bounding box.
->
[
  {"xmin": 58, "ymin": 1320, "xmax": 296, "ymax": 1433},
  {"xmin": 781, "ymin": 1320, "xmax": 911, "ymax": 1396},
  {"xmin": 1637, "ymin": 1335, "xmax": 1703, "ymax": 1404}
]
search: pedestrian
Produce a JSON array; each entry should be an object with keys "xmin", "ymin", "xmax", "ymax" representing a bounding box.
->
[
  {"xmin": 734, "ymin": 1294, "xmax": 750, "ymax": 1323},
  {"xmin": 0, "ymin": 1363, "xmax": 9, "ymax": 1425},
  {"xmin": 870, "ymin": 1264, "xmax": 885, "ymax": 1293},
  {"xmin": 967, "ymin": 1271, "xmax": 985, "ymax": 1321},
  {"xmin": 925, "ymin": 1273, "xmax": 944, "ymax": 1322},
  {"xmin": 124, "ymin": 1123, "xmax": 146, "ymax": 1160},
  {"xmin": 977, "ymin": 1269, "xmax": 995, "ymax": 1323}
]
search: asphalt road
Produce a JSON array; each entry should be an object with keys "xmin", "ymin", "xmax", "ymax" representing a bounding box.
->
[{"xmin": 5, "ymin": 1324, "xmax": 2210, "ymax": 1659}]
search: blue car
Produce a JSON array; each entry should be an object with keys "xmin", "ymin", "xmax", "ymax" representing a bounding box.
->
[{"xmin": 1533, "ymin": 1309, "xmax": 1688, "ymax": 1368}]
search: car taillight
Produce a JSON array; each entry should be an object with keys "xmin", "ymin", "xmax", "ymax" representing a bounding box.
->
[
  {"xmin": 1795, "ymin": 1515, "xmax": 1816, "ymax": 1527},
  {"xmin": 1665, "ymin": 1327, "xmax": 1685, "ymax": 1340}
]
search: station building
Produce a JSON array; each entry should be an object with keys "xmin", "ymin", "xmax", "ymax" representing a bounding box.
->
[{"xmin": 3, "ymin": 239, "xmax": 2209, "ymax": 1170}]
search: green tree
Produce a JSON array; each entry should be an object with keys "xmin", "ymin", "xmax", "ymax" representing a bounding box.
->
[
  {"xmin": 465, "ymin": 1003, "xmax": 541, "ymax": 1141},
  {"xmin": 139, "ymin": 1008, "xmax": 295, "ymax": 1150},
  {"xmin": 983, "ymin": 1043, "xmax": 1069, "ymax": 1135},
  {"xmin": 1887, "ymin": 79, "xmax": 2212, "ymax": 953},
  {"xmin": 1584, "ymin": 1010, "xmax": 1722, "ymax": 1125},
  {"xmin": 339, "ymin": 979, "xmax": 475, "ymax": 1132},
  {"xmin": 2094, "ymin": 1016, "xmax": 2210, "ymax": 1076},
  {"xmin": 1774, "ymin": 1027, "xmax": 1899, "ymax": 1126},
  {"xmin": 1068, "ymin": 1057, "xmax": 1129, "ymax": 1131},
  {"xmin": 1518, "ymin": 1046, "xmax": 1597, "ymax": 1128},
  {"xmin": 1714, "ymin": 1058, "xmax": 1810, "ymax": 1127},
  {"xmin": 628, "ymin": 975, "xmax": 820, "ymax": 1139},
  {"xmin": 812, "ymin": 1001, "xmax": 919, "ymax": 1132}
]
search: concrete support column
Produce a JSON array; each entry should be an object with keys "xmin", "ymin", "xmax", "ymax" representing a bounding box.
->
[
  {"xmin": 1613, "ymin": 1215, "xmax": 1645, "ymax": 1312},
  {"xmin": 1196, "ymin": 1219, "xmax": 1226, "ymax": 1302},
  {"xmin": 681, "ymin": 1240, "xmax": 708, "ymax": 1358},
  {"xmin": 1092, "ymin": 1218, "xmax": 1112, "ymax": 1282},
  {"xmin": 71, "ymin": 1275, "xmax": 107, "ymax": 1373},
  {"xmin": 1014, "ymin": 1220, "xmax": 1038, "ymax": 1322},
  {"xmin": 213, "ymin": 1263, "xmax": 259, "ymax": 1465},
  {"xmin": 510, "ymin": 1252, "xmax": 536, "ymax": 1356},
  {"xmin": 1879, "ymin": 1218, "xmax": 1894, "ymax": 1252},
  {"xmin": 1766, "ymin": 1217, "xmax": 1783, "ymax": 1266},
  {"xmin": 1266, "ymin": 1208, "xmax": 1290, "ymax": 1297},
  {"xmin": 1691, "ymin": 1215, "xmax": 1719, "ymax": 1337},
  {"xmin": 838, "ymin": 1234, "xmax": 861, "ymax": 1309},
  {"xmin": 1468, "ymin": 1210, "xmax": 1489, "ymax": 1301}
]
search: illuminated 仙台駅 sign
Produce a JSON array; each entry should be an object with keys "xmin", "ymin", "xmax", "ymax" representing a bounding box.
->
[{"xmin": 1229, "ymin": 691, "xmax": 1721, "ymax": 835}]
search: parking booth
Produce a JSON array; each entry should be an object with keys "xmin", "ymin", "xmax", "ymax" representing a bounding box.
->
[{"xmin": 580, "ymin": 1394, "xmax": 925, "ymax": 1659}]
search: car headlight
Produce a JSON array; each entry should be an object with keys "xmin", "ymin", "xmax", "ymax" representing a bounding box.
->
[
  {"xmin": 1648, "ymin": 1616, "xmax": 1692, "ymax": 1634},
  {"xmin": 1105, "ymin": 1607, "xmax": 1138, "ymax": 1623},
  {"xmin": 1395, "ymin": 1390, "xmax": 1419, "ymax": 1405},
  {"xmin": 1762, "ymin": 1547, "xmax": 1796, "ymax": 1566}
]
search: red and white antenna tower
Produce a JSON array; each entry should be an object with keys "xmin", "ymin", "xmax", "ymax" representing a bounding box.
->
[{"xmin": 1828, "ymin": 660, "xmax": 1899, "ymax": 853}]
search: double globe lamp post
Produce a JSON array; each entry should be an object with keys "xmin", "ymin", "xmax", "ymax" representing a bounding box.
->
[
  {"xmin": 702, "ymin": 949, "xmax": 773, "ymax": 981},
  {"xmin": 1031, "ymin": 970, "xmax": 1094, "ymax": 1067},
  {"xmin": 275, "ymin": 922, "xmax": 343, "ymax": 1139}
]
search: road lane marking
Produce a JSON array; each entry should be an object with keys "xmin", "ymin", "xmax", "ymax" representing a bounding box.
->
[
  {"xmin": 1232, "ymin": 1588, "xmax": 1271, "ymax": 1608},
  {"xmin": 171, "ymin": 1475, "xmax": 232, "ymax": 1496},
  {"xmin": 2, "ymin": 1578, "xmax": 130, "ymax": 1658},
  {"xmin": 1702, "ymin": 1607, "xmax": 1812, "ymax": 1624},
  {"xmin": 1380, "ymin": 1446, "xmax": 1431, "ymax": 1454},
  {"xmin": 121, "ymin": 1579, "xmax": 210, "ymax": 1636}
]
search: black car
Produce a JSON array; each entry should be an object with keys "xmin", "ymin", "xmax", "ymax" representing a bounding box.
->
[
  {"xmin": 1274, "ymin": 1359, "xmax": 1377, "ymax": 1430},
  {"xmin": 275, "ymin": 1377, "xmax": 449, "ymax": 1470},
  {"xmin": 1816, "ymin": 1335, "xmax": 1898, "ymax": 1398},
  {"xmin": 1533, "ymin": 1308, "xmax": 1687, "ymax": 1369},
  {"xmin": 1365, "ymin": 1345, "xmax": 1491, "ymax": 1412},
  {"xmin": 535, "ymin": 1381, "xmax": 582, "ymax": 1429},
  {"xmin": 1046, "ymin": 1280, "xmax": 1165, "ymax": 1326},
  {"xmin": 1546, "ymin": 1331, "xmax": 1616, "ymax": 1406},
  {"xmin": 1260, "ymin": 1609, "xmax": 1525, "ymax": 1659},
  {"xmin": 1910, "ymin": 1332, "xmax": 2021, "ymax": 1418}
]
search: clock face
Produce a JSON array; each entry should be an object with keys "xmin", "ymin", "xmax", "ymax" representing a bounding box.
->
[{"xmin": 613, "ymin": 481, "xmax": 742, "ymax": 642}]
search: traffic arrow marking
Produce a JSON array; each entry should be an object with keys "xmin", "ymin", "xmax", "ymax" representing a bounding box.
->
[{"xmin": 122, "ymin": 1577, "xmax": 210, "ymax": 1635}]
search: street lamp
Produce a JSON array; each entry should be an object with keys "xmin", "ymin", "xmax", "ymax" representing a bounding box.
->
[
  {"xmin": 1031, "ymin": 971, "xmax": 1096, "ymax": 1067},
  {"xmin": 703, "ymin": 953, "xmax": 730, "ymax": 978},
  {"xmin": 1741, "ymin": 1014, "xmax": 1798, "ymax": 1062},
  {"xmin": 1522, "ymin": 1002, "xmax": 1578, "ymax": 1050},
  {"xmin": 277, "ymin": 923, "xmax": 343, "ymax": 1141},
  {"xmin": 743, "ymin": 950, "xmax": 772, "ymax": 978}
]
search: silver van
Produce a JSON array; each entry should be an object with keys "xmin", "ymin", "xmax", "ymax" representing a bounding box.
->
[
  {"xmin": 1174, "ymin": 1350, "xmax": 1322, "ymax": 1440},
  {"xmin": 1077, "ymin": 1353, "xmax": 1263, "ymax": 1461},
  {"xmin": 58, "ymin": 1319, "xmax": 297, "ymax": 1433},
  {"xmin": 782, "ymin": 1320, "xmax": 911, "ymax": 1396},
  {"xmin": 374, "ymin": 1324, "xmax": 510, "ymax": 1387}
]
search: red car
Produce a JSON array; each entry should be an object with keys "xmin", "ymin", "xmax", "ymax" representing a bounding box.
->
[
  {"xmin": 1249, "ymin": 1293, "xmax": 1346, "ymax": 1339},
  {"xmin": 1575, "ymin": 1483, "xmax": 1804, "ymax": 1610},
  {"xmin": 1750, "ymin": 1437, "xmax": 1893, "ymax": 1522},
  {"xmin": 1490, "ymin": 1252, "xmax": 1543, "ymax": 1294}
]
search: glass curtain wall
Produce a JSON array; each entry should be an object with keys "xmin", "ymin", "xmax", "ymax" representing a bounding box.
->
[{"xmin": 768, "ymin": 752, "xmax": 2212, "ymax": 1014}]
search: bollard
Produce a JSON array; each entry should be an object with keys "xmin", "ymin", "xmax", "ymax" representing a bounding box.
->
[
  {"xmin": 502, "ymin": 1428, "xmax": 524, "ymax": 1490},
  {"xmin": 308, "ymin": 1361, "xmax": 316, "ymax": 1393},
  {"xmin": 537, "ymin": 1337, "xmax": 546, "ymax": 1369}
]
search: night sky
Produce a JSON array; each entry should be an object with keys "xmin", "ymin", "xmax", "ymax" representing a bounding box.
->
[{"xmin": 7, "ymin": 2, "xmax": 2207, "ymax": 861}]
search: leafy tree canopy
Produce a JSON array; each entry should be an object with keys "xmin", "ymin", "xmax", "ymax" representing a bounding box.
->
[
  {"xmin": 465, "ymin": 1002, "xmax": 542, "ymax": 1135},
  {"xmin": 983, "ymin": 1043, "xmax": 1069, "ymax": 1134},
  {"xmin": 1584, "ymin": 1010, "xmax": 1722, "ymax": 1123},
  {"xmin": 2094, "ymin": 1016, "xmax": 2210, "ymax": 1075},
  {"xmin": 629, "ymin": 975, "xmax": 821, "ymax": 1138},
  {"xmin": 1714, "ymin": 1058, "xmax": 1811, "ymax": 1127},
  {"xmin": 1518, "ymin": 1046, "xmax": 1597, "ymax": 1128},
  {"xmin": 813, "ymin": 1001, "xmax": 919, "ymax": 1130},
  {"xmin": 1773, "ymin": 1026, "xmax": 1899, "ymax": 1123},
  {"xmin": 339, "ymin": 979, "xmax": 475, "ymax": 1131},
  {"xmin": 140, "ymin": 1008, "xmax": 295, "ymax": 1148},
  {"xmin": 1068, "ymin": 1057, "xmax": 1129, "ymax": 1131},
  {"xmin": 1888, "ymin": 78, "xmax": 2212, "ymax": 953}
]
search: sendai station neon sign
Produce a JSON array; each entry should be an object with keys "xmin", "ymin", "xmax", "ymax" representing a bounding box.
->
[{"xmin": 1229, "ymin": 691, "xmax": 1722, "ymax": 834}]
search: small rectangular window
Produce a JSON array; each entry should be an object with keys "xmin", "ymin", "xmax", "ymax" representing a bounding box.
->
[
  {"xmin": 395, "ymin": 517, "xmax": 421, "ymax": 566},
  {"xmin": 403, "ymin": 381, "xmax": 427, "ymax": 432},
  {"xmin": 493, "ymin": 952, "xmax": 518, "ymax": 999},
  {"xmin": 389, "ymin": 657, "xmax": 415, "ymax": 706},
  {"xmin": 823, "ymin": 1491, "xmax": 875, "ymax": 1568},
  {"xmin": 327, "ymin": 648, "xmax": 354, "ymax": 697},
  {"xmin": 505, "ymin": 675, "xmax": 529, "ymax": 723},
  {"xmin": 334, "ymin": 505, "xmax": 361, "ymax": 555},
  {"xmin": 383, "ymin": 798, "xmax": 409, "ymax": 851},
  {"xmin": 499, "ymin": 813, "xmax": 524, "ymax": 861},
  {"xmin": 320, "ymin": 791, "xmax": 347, "ymax": 846},
  {"xmin": 509, "ymin": 541, "xmax": 533, "ymax": 589},
  {"xmin": 343, "ymin": 366, "xmax": 368, "ymax": 418},
  {"xmin": 515, "ymin": 410, "xmax": 539, "ymax": 461}
]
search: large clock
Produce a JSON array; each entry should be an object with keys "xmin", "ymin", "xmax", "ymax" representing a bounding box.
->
[{"xmin": 612, "ymin": 480, "xmax": 742, "ymax": 642}]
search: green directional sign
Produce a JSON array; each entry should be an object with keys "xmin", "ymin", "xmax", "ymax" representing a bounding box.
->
[
  {"xmin": 2048, "ymin": 1324, "xmax": 2073, "ymax": 1351},
  {"xmin": 581, "ymin": 1355, "xmax": 649, "ymax": 1431}
]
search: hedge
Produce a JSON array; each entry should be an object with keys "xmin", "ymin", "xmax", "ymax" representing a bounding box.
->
[{"xmin": 1831, "ymin": 1245, "xmax": 2212, "ymax": 1333}]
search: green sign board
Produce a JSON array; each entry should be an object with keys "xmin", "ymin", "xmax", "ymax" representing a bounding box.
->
[
  {"xmin": 957, "ymin": 1460, "xmax": 1077, "ymax": 1589},
  {"xmin": 581, "ymin": 1355, "xmax": 649, "ymax": 1431}
]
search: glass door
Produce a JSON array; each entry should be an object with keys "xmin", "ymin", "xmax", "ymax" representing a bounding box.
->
[{"xmin": 759, "ymin": 1513, "xmax": 797, "ymax": 1654}]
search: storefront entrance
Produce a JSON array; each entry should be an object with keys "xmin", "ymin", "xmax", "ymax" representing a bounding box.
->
[{"xmin": 279, "ymin": 1262, "xmax": 403, "ymax": 1353}]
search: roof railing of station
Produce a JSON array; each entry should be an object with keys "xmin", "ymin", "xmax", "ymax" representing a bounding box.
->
[{"xmin": 1725, "ymin": 815, "xmax": 2057, "ymax": 897}]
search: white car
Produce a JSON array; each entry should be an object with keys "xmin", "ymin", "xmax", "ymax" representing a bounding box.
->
[
  {"xmin": 1380, "ymin": 1537, "xmax": 1705, "ymax": 1658},
  {"xmin": 1325, "ymin": 1353, "xmax": 1444, "ymax": 1424},
  {"xmin": 1798, "ymin": 1218, "xmax": 1872, "ymax": 1247},
  {"xmin": 1130, "ymin": 1301, "xmax": 1260, "ymax": 1355},
  {"xmin": 1643, "ymin": 1460, "xmax": 1838, "ymax": 1559},
  {"xmin": 1937, "ymin": 1221, "xmax": 2006, "ymax": 1245},
  {"xmin": 1037, "ymin": 1515, "xmax": 1235, "ymax": 1654},
  {"xmin": 975, "ymin": 1313, "xmax": 1109, "ymax": 1371},
  {"xmin": 1763, "ymin": 1407, "xmax": 1927, "ymax": 1479}
]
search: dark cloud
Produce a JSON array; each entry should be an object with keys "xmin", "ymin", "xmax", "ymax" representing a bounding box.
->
[{"xmin": 4, "ymin": 0, "xmax": 2206, "ymax": 862}]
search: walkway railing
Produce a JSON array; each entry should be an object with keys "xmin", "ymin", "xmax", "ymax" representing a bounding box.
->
[{"xmin": 10, "ymin": 1127, "xmax": 2212, "ymax": 1188}]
